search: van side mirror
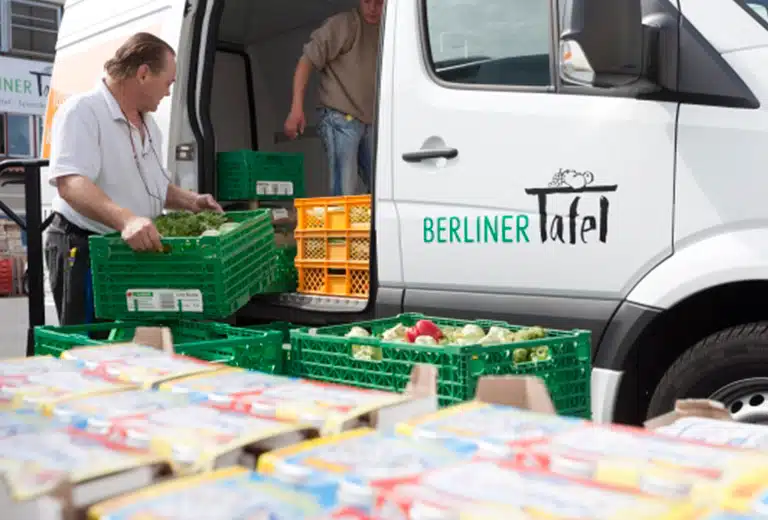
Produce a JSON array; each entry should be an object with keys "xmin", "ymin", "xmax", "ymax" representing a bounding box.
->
[{"xmin": 559, "ymin": 0, "xmax": 645, "ymax": 88}]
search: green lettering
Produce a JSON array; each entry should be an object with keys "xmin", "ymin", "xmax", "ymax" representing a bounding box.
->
[
  {"xmin": 449, "ymin": 217, "xmax": 461, "ymax": 243},
  {"xmin": 2, "ymin": 78, "xmax": 12, "ymax": 92},
  {"xmin": 484, "ymin": 216, "xmax": 498, "ymax": 243},
  {"xmin": 423, "ymin": 218, "xmax": 434, "ymax": 243},
  {"xmin": 24, "ymin": 80, "xmax": 32, "ymax": 94},
  {"xmin": 502, "ymin": 216, "xmax": 515, "ymax": 243},
  {"xmin": 516, "ymin": 215, "xmax": 530, "ymax": 243},
  {"xmin": 436, "ymin": 217, "xmax": 447, "ymax": 243},
  {"xmin": 461, "ymin": 217, "xmax": 474, "ymax": 243},
  {"xmin": 14, "ymin": 79, "xmax": 22, "ymax": 93}
]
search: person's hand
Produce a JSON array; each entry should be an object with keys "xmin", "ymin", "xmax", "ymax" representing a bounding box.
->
[
  {"xmin": 284, "ymin": 109, "xmax": 306, "ymax": 140},
  {"xmin": 194, "ymin": 194, "xmax": 224, "ymax": 213},
  {"xmin": 121, "ymin": 216, "xmax": 163, "ymax": 252}
]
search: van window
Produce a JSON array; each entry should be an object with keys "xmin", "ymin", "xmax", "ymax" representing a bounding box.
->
[
  {"xmin": 422, "ymin": 0, "xmax": 551, "ymax": 87},
  {"xmin": 744, "ymin": 0, "xmax": 768, "ymax": 23}
]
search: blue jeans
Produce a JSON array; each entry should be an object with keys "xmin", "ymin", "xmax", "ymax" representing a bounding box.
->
[{"xmin": 317, "ymin": 107, "xmax": 373, "ymax": 196}]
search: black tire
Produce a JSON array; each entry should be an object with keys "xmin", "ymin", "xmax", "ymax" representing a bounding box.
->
[{"xmin": 647, "ymin": 322, "xmax": 768, "ymax": 419}]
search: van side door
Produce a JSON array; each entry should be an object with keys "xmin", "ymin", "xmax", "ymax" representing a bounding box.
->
[{"xmin": 389, "ymin": 0, "xmax": 677, "ymax": 329}]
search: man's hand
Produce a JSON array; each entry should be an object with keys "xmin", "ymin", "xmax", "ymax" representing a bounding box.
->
[
  {"xmin": 284, "ymin": 109, "xmax": 306, "ymax": 140},
  {"xmin": 121, "ymin": 216, "xmax": 163, "ymax": 252},
  {"xmin": 194, "ymin": 194, "xmax": 224, "ymax": 213}
]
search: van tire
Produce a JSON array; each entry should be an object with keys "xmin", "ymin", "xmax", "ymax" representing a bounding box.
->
[{"xmin": 647, "ymin": 322, "xmax": 768, "ymax": 420}]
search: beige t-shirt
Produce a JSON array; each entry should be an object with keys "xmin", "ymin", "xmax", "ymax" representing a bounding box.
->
[{"xmin": 303, "ymin": 8, "xmax": 379, "ymax": 125}]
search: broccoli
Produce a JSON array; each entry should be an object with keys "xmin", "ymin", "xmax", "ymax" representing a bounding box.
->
[{"xmin": 154, "ymin": 211, "xmax": 229, "ymax": 237}]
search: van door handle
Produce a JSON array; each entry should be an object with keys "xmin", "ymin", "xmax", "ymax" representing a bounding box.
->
[{"xmin": 402, "ymin": 148, "xmax": 459, "ymax": 163}]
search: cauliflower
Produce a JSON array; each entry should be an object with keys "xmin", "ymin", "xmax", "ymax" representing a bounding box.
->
[
  {"xmin": 460, "ymin": 324, "xmax": 485, "ymax": 340},
  {"xmin": 382, "ymin": 324, "xmax": 407, "ymax": 341},
  {"xmin": 414, "ymin": 335, "xmax": 438, "ymax": 345},
  {"xmin": 345, "ymin": 326, "xmax": 371, "ymax": 338}
]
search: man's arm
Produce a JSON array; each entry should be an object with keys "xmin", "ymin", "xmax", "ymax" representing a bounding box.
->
[
  {"xmin": 165, "ymin": 184, "xmax": 223, "ymax": 213},
  {"xmin": 56, "ymin": 176, "xmax": 134, "ymax": 231},
  {"xmin": 289, "ymin": 57, "xmax": 313, "ymax": 118}
]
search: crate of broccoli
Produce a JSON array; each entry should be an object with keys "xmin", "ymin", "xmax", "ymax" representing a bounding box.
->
[{"xmin": 89, "ymin": 210, "xmax": 277, "ymax": 320}]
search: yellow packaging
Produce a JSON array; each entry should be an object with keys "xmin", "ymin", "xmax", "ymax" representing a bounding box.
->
[{"xmin": 521, "ymin": 423, "xmax": 768, "ymax": 514}]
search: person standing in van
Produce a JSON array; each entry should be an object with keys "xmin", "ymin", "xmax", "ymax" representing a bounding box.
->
[
  {"xmin": 45, "ymin": 32, "xmax": 223, "ymax": 326},
  {"xmin": 284, "ymin": 0, "xmax": 384, "ymax": 196}
]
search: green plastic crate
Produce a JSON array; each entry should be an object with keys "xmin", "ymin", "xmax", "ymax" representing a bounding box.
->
[
  {"xmin": 289, "ymin": 313, "xmax": 591, "ymax": 418},
  {"xmin": 217, "ymin": 150, "xmax": 305, "ymax": 202},
  {"xmin": 262, "ymin": 245, "xmax": 297, "ymax": 294},
  {"xmin": 34, "ymin": 320, "xmax": 285, "ymax": 374},
  {"xmin": 89, "ymin": 211, "xmax": 277, "ymax": 321}
]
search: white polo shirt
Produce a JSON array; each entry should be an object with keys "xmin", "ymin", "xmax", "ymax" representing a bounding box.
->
[{"xmin": 49, "ymin": 79, "xmax": 171, "ymax": 235}]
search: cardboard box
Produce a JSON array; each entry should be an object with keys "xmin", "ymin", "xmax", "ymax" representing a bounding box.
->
[
  {"xmin": 0, "ymin": 420, "xmax": 170, "ymax": 520},
  {"xmin": 247, "ymin": 200, "xmax": 298, "ymax": 228},
  {"xmin": 87, "ymin": 466, "xmax": 368, "ymax": 519},
  {"xmin": 63, "ymin": 327, "xmax": 227, "ymax": 389},
  {"xmin": 202, "ymin": 364, "xmax": 438, "ymax": 436},
  {"xmin": 646, "ymin": 399, "xmax": 768, "ymax": 450},
  {"xmin": 400, "ymin": 376, "xmax": 768, "ymax": 515},
  {"xmin": 82, "ymin": 402, "xmax": 319, "ymax": 476}
]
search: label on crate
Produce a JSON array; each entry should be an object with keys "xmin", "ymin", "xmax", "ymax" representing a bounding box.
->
[
  {"xmin": 256, "ymin": 181, "xmax": 294, "ymax": 196},
  {"xmin": 125, "ymin": 289, "xmax": 203, "ymax": 313}
]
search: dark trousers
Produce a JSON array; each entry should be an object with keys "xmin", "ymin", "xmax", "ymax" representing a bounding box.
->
[{"xmin": 44, "ymin": 213, "xmax": 97, "ymax": 326}]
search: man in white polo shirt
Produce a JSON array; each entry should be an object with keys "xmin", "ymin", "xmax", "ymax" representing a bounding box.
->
[{"xmin": 45, "ymin": 32, "xmax": 222, "ymax": 326}]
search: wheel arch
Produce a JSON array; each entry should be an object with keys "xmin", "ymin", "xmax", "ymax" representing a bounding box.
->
[{"xmin": 597, "ymin": 280, "xmax": 768, "ymax": 425}]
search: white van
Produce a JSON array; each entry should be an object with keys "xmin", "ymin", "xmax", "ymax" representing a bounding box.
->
[{"xmin": 42, "ymin": 0, "xmax": 768, "ymax": 426}]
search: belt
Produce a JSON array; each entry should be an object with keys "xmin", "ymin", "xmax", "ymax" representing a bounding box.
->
[{"xmin": 51, "ymin": 212, "xmax": 96, "ymax": 238}]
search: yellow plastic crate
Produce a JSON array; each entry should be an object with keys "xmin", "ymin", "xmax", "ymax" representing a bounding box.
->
[
  {"xmin": 295, "ymin": 195, "xmax": 371, "ymax": 231},
  {"xmin": 296, "ymin": 260, "xmax": 369, "ymax": 299},
  {"xmin": 295, "ymin": 230, "xmax": 370, "ymax": 264}
]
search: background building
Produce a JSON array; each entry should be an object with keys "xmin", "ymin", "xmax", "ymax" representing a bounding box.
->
[{"xmin": 0, "ymin": 0, "xmax": 63, "ymax": 295}]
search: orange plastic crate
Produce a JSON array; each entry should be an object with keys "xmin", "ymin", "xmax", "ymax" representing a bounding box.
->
[
  {"xmin": 295, "ymin": 195, "xmax": 371, "ymax": 231},
  {"xmin": 295, "ymin": 230, "xmax": 370, "ymax": 264},
  {"xmin": 296, "ymin": 260, "xmax": 369, "ymax": 299}
]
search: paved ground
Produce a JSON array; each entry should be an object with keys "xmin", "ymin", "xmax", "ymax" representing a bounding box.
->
[{"xmin": 0, "ymin": 296, "xmax": 58, "ymax": 359}]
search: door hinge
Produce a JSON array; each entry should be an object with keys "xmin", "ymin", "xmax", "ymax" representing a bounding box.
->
[{"xmin": 176, "ymin": 143, "xmax": 195, "ymax": 161}]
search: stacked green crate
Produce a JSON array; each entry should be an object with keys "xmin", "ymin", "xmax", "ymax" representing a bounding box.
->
[
  {"xmin": 217, "ymin": 150, "xmax": 305, "ymax": 202},
  {"xmin": 34, "ymin": 320, "xmax": 285, "ymax": 374}
]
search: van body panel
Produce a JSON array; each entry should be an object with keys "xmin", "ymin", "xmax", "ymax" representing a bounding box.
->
[
  {"xmin": 680, "ymin": 0, "xmax": 768, "ymax": 53},
  {"xmin": 389, "ymin": 0, "xmax": 676, "ymax": 300},
  {"xmin": 626, "ymin": 228, "xmax": 768, "ymax": 310},
  {"xmin": 403, "ymin": 288, "xmax": 619, "ymax": 345},
  {"xmin": 42, "ymin": 0, "xmax": 188, "ymax": 165}
]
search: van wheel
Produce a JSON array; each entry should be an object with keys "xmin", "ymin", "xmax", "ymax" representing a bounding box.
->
[{"xmin": 647, "ymin": 323, "xmax": 768, "ymax": 424}]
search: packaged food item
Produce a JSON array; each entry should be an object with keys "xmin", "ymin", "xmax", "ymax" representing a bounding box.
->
[
  {"xmin": 225, "ymin": 379, "xmax": 430, "ymax": 435},
  {"xmin": 87, "ymin": 465, "xmax": 365, "ymax": 519},
  {"xmin": 259, "ymin": 427, "xmax": 474, "ymax": 507},
  {"xmin": 373, "ymin": 460, "xmax": 704, "ymax": 519},
  {"xmin": 654, "ymin": 416, "xmax": 768, "ymax": 450},
  {"xmin": 396, "ymin": 400, "xmax": 584, "ymax": 457},
  {"xmin": 157, "ymin": 367, "xmax": 297, "ymax": 406},
  {"xmin": 90, "ymin": 402, "xmax": 316, "ymax": 474},
  {"xmin": 51, "ymin": 389, "xmax": 195, "ymax": 430},
  {"xmin": 83, "ymin": 353, "xmax": 224, "ymax": 389},
  {"xmin": 0, "ymin": 356, "xmax": 79, "ymax": 387},
  {"xmin": 508, "ymin": 422, "xmax": 768, "ymax": 513},
  {"xmin": 0, "ymin": 370, "xmax": 135, "ymax": 415},
  {"xmin": 0, "ymin": 428, "xmax": 167, "ymax": 517},
  {"xmin": 61, "ymin": 343, "xmax": 172, "ymax": 369},
  {"xmin": 0, "ymin": 409, "xmax": 59, "ymax": 439}
]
